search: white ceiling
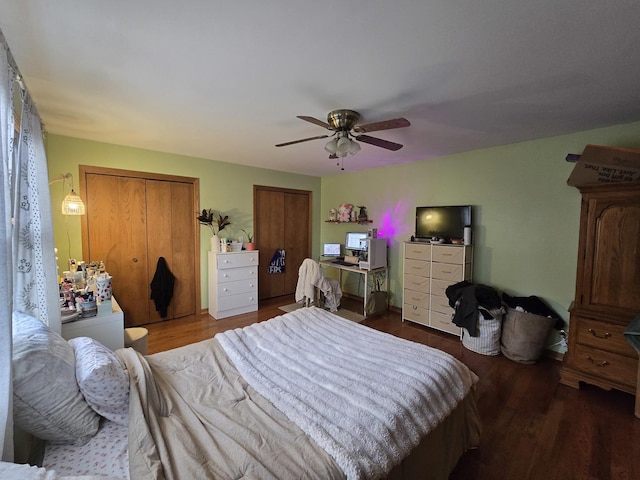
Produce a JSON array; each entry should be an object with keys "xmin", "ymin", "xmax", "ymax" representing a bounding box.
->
[{"xmin": 1, "ymin": 1, "xmax": 640, "ymax": 177}]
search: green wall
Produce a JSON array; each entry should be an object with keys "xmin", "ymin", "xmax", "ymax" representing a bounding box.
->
[
  {"xmin": 45, "ymin": 135, "xmax": 322, "ymax": 308},
  {"xmin": 47, "ymin": 121, "xmax": 640, "ymax": 354},
  {"xmin": 321, "ymin": 121, "xmax": 640, "ymax": 352}
]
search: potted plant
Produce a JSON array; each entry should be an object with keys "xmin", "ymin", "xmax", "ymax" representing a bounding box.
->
[
  {"xmin": 197, "ymin": 209, "xmax": 231, "ymax": 251},
  {"xmin": 242, "ymin": 229, "xmax": 255, "ymax": 251}
]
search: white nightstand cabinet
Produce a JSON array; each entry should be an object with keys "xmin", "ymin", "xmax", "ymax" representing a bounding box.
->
[
  {"xmin": 208, "ymin": 250, "xmax": 259, "ymax": 319},
  {"xmin": 61, "ymin": 296, "xmax": 124, "ymax": 350},
  {"xmin": 402, "ymin": 242, "xmax": 472, "ymax": 335}
]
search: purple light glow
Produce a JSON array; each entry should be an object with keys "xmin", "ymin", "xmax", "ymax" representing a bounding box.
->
[{"xmin": 376, "ymin": 201, "xmax": 412, "ymax": 243}]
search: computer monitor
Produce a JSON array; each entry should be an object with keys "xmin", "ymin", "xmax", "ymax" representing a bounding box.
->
[
  {"xmin": 345, "ymin": 232, "xmax": 367, "ymax": 252},
  {"xmin": 323, "ymin": 243, "xmax": 341, "ymax": 257}
]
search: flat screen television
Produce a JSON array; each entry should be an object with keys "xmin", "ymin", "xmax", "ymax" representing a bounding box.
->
[
  {"xmin": 345, "ymin": 232, "xmax": 367, "ymax": 252},
  {"xmin": 415, "ymin": 205, "xmax": 472, "ymax": 242}
]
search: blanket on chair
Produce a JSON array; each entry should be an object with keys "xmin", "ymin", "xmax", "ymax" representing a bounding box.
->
[{"xmin": 217, "ymin": 307, "xmax": 479, "ymax": 480}]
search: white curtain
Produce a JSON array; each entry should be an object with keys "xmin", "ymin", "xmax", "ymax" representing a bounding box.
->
[{"xmin": 0, "ymin": 29, "xmax": 58, "ymax": 462}]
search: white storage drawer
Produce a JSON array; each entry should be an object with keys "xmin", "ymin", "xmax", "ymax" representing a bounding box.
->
[
  {"xmin": 218, "ymin": 292, "xmax": 258, "ymax": 311},
  {"xmin": 217, "ymin": 266, "xmax": 258, "ymax": 283},
  {"xmin": 404, "ymin": 243, "xmax": 431, "ymax": 261},
  {"xmin": 404, "ymin": 274, "xmax": 430, "ymax": 292},
  {"xmin": 217, "ymin": 278, "xmax": 257, "ymax": 297},
  {"xmin": 402, "ymin": 242, "xmax": 472, "ymax": 336},
  {"xmin": 403, "ymin": 288, "xmax": 430, "ymax": 309},
  {"xmin": 209, "ymin": 250, "xmax": 259, "ymax": 319},
  {"xmin": 216, "ymin": 251, "xmax": 259, "ymax": 269},
  {"xmin": 404, "ymin": 259, "xmax": 430, "ymax": 277}
]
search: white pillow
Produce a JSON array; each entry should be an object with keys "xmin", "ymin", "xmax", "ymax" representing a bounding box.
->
[
  {"xmin": 12, "ymin": 311, "xmax": 100, "ymax": 445},
  {"xmin": 69, "ymin": 337, "xmax": 129, "ymax": 425}
]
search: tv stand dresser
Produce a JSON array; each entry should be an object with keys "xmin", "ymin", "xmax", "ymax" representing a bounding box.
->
[{"xmin": 402, "ymin": 242, "xmax": 472, "ymax": 335}]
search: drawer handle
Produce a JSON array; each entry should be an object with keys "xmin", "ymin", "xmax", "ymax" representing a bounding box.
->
[
  {"xmin": 588, "ymin": 328, "xmax": 611, "ymax": 339},
  {"xmin": 223, "ymin": 288, "xmax": 229, "ymax": 292},
  {"xmin": 441, "ymin": 270, "xmax": 453, "ymax": 274},
  {"xmin": 586, "ymin": 356, "xmax": 609, "ymax": 367},
  {"xmin": 412, "ymin": 305, "xmax": 418, "ymax": 310}
]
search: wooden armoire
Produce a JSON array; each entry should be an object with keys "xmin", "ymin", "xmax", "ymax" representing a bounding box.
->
[
  {"xmin": 80, "ymin": 166, "xmax": 200, "ymax": 327},
  {"xmin": 559, "ymin": 182, "xmax": 640, "ymax": 397}
]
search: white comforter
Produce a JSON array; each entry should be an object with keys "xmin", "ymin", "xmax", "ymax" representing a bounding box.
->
[{"xmin": 217, "ymin": 307, "xmax": 479, "ymax": 480}]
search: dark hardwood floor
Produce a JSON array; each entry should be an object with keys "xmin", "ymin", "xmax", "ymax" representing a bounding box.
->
[{"xmin": 145, "ymin": 295, "xmax": 640, "ymax": 480}]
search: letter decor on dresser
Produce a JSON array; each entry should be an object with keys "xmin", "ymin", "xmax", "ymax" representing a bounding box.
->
[
  {"xmin": 559, "ymin": 182, "xmax": 640, "ymax": 399},
  {"xmin": 402, "ymin": 242, "xmax": 473, "ymax": 335},
  {"xmin": 208, "ymin": 250, "xmax": 259, "ymax": 319}
]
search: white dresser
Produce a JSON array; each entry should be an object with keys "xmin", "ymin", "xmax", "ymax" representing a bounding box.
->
[
  {"xmin": 402, "ymin": 242, "xmax": 472, "ymax": 335},
  {"xmin": 208, "ymin": 250, "xmax": 259, "ymax": 319},
  {"xmin": 61, "ymin": 296, "xmax": 124, "ymax": 350}
]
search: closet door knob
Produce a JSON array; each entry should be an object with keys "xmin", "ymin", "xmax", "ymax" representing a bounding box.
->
[{"xmin": 132, "ymin": 258, "xmax": 139, "ymax": 263}]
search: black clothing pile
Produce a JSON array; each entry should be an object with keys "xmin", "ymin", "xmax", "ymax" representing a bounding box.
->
[{"xmin": 445, "ymin": 281, "xmax": 502, "ymax": 336}]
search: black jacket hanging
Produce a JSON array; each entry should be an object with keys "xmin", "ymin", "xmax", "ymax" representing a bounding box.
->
[{"xmin": 150, "ymin": 256, "xmax": 176, "ymax": 318}]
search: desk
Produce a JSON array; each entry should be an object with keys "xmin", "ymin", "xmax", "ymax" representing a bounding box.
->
[
  {"xmin": 61, "ymin": 297, "xmax": 124, "ymax": 350},
  {"xmin": 319, "ymin": 260, "xmax": 388, "ymax": 317}
]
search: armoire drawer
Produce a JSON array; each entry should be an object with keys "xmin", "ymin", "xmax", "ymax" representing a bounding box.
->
[
  {"xmin": 404, "ymin": 259, "xmax": 430, "ymax": 277},
  {"xmin": 403, "ymin": 274, "xmax": 430, "ymax": 292},
  {"xmin": 572, "ymin": 344, "xmax": 637, "ymax": 387},
  {"xmin": 576, "ymin": 317, "xmax": 637, "ymax": 357},
  {"xmin": 403, "ymin": 289, "xmax": 430, "ymax": 309},
  {"xmin": 216, "ymin": 251, "xmax": 259, "ymax": 269}
]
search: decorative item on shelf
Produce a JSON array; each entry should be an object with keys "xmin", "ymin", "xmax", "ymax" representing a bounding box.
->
[
  {"xmin": 242, "ymin": 229, "xmax": 256, "ymax": 251},
  {"xmin": 328, "ymin": 208, "xmax": 337, "ymax": 222},
  {"xmin": 338, "ymin": 203, "xmax": 353, "ymax": 222},
  {"xmin": 357, "ymin": 206, "xmax": 368, "ymax": 223},
  {"xmin": 197, "ymin": 208, "xmax": 231, "ymax": 252},
  {"xmin": 350, "ymin": 209, "xmax": 358, "ymax": 223}
]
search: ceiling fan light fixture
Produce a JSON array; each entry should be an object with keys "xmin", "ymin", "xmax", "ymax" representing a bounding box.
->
[
  {"xmin": 324, "ymin": 138, "xmax": 338, "ymax": 155},
  {"xmin": 348, "ymin": 140, "xmax": 360, "ymax": 155},
  {"xmin": 336, "ymin": 136, "xmax": 351, "ymax": 155}
]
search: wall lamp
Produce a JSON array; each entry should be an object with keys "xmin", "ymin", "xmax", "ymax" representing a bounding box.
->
[{"xmin": 49, "ymin": 173, "xmax": 86, "ymax": 215}]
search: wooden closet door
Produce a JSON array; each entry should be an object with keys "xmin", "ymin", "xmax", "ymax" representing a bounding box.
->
[
  {"xmin": 255, "ymin": 186, "xmax": 311, "ymax": 299},
  {"xmin": 85, "ymin": 174, "xmax": 150, "ymax": 325},
  {"xmin": 82, "ymin": 166, "xmax": 200, "ymax": 327}
]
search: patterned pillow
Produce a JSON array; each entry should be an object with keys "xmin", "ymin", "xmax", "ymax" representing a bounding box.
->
[
  {"xmin": 69, "ymin": 337, "xmax": 130, "ymax": 426},
  {"xmin": 12, "ymin": 311, "xmax": 100, "ymax": 444}
]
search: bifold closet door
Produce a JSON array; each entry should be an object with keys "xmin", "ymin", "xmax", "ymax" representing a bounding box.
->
[{"xmin": 83, "ymin": 168, "xmax": 198, "ymax": 327}]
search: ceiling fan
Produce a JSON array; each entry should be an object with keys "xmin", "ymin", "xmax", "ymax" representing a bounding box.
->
[{"xmin": 275, "ymin": 109, "xmax": 410, "ymax": 162}]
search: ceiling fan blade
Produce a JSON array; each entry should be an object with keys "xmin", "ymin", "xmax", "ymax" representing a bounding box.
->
[
  {"xmin": 355, "ymin": 134, "xmax": 404, "ymax": 151},
  {"xmin": 297, "ymin": 115, "xmax": 332, "ymax": 129},
  {"xmin": 275, "ymin": 134, "xmax": 330, "ymax": 147},
  {"xmin": 354, "ymin": 117, "xmax": 410, "ymax": 133}
]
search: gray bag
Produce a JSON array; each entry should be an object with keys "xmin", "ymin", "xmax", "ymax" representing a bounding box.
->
[
  {"xmin": 365, "ymin": 274, "xmax": 387, "ymax": 316},
  {"xmin": 500, "ymin": 307, "xmax": 556, "ymax": 364}
]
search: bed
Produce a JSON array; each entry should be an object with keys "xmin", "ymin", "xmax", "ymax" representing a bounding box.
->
[{"xmin": 7, "ymin": 307, "xmax": 481, "ymax": 480}]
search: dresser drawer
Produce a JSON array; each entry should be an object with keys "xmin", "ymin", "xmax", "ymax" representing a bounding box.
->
[
  {"xmin": 431, "ymin": 278, "xmax": 453, "ymax": 298},
  {"xmin": 404, "ymin": 259, "xmax": 430, "ymax": 277},
  {"xmin": 432, "ymin": 245, "xmax": 465, "ymax": 264},
  {"xmin": 217, "ymin": 279, "xmax": 257, "ymax": 297},
  {"xmin": 431, "ymin": 263, "xmax": 466, "ymax": 282},
  {"xmin": 404, "ymin": 274, "xmax": 430, "ymax": 292},
  {"xmin": 403, "ymin": 303, "xmax": 429, "ymax": 326},
  {"xmin": 404, "ymin": 243, "xmax": 431, "ymax": 261},
  {"xmin": 573, "ymin": 344, "xmax": 637, "ymax": 387},
  {"xmin": 430, "ymin": 310, "xmax": 460, "ymax": 335},
  {"xmin": 403, "ymin": 289, "xmax": 430, "ymax": 309},
  {"xmin": 217, "ymin": 265, "xmax": 258, "ymax": 283},
  {"xmin": 431, "ymin": 294, "xmax": 454, "ymax": 315},
  {"xmin": 216, "ymin": 251, "xmax": 259, "ymax": 269},
  {"xmin": 576, "ymin": 318, "xmax": 637, "ymax": 357},
  {"xmin": 218, "ymin": 292, "xmax": 258, "ymax": 311}
]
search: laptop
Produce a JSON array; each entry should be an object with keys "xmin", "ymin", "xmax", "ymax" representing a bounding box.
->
[{"xmin": 323, "ymin": 243, "xmax": 341, "ymax": 257}]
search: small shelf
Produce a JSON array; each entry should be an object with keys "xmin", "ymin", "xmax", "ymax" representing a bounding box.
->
[{"xmin": 325, "ymin": 219, "xmax": 373, "ymax": 224}]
